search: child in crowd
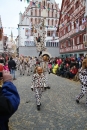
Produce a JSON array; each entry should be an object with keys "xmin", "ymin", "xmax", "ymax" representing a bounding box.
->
[
  {"xmin": 76, "ymin": 58, "xmax": 87, "ymax": 106},
  {"xmin": 3, "ymin": 62, "xmax": 9, "ymax": 71},
  {"xmin": 31, "ymin": 66, "xmax": 46, "ymax": 110},
  {"xmin": 52, "ymin": 60, "xmax": 58, "ymax": 74}
]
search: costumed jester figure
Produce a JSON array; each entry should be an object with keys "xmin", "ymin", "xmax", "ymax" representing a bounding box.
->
[
  {"xmin": 32, "ymin": 18, "xmax": 51, "ymax": 90},
  {"xmin": 31, "ymin": 66, "xmax": 46, "ymax": 111},
  {"xmin": 76, "ymin": 58, "xmax": 87, "ymax": 106},
  {"xmin": 40, "ymin": 52, "xmax": 51, "ymax": 89}
]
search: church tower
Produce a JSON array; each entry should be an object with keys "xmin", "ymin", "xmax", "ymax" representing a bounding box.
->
[{"xmin": 10, "ymin": 30, "xmax": 13, "ymax": 42}]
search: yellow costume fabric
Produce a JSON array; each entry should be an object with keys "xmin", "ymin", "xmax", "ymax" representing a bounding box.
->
[{"xmin": 52, "ymin": 64, "xmax": 58, "ymax": 74}]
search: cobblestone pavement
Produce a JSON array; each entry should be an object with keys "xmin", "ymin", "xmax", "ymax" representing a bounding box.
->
[{"xmin": 9, "ymin": 71, "xmax": 87, "ymax": 130}]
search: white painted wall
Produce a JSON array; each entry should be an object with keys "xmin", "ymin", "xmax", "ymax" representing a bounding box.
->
[
  {"xmin": 18, "ymin": 25, "xmax": 33, "ymax": 46},
  {"xmin": 19, "ymin": 46, "xmax": 60, "ymax": 57}
]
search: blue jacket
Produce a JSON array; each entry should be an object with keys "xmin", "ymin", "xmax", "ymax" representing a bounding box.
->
[{"xmin": 0, "ymin": 81, "xmax": 20, "ymax": 130}]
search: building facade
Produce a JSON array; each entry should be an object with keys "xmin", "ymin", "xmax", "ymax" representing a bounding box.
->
[
  {"xmin": 18, "ymin": 0, "xmax": 60, "ymax": 57},
  {"xmin": 6, "ymin": 31, "xmax": 17, "ymax": 57},
  {"xmin": 3, "ymin": 36, "xmax": 8, "ymax": 52},
  {"xmin": 57, "ymin": 0, "xmax": 87, "ymax": 58}
]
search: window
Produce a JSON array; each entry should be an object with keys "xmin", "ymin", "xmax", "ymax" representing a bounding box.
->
[
  {"xmin": 77, "ymin": 37, "xmax": 79, "ymax": 44},
  {"xmin": 46, "ymin": 42, "xmax": 48, "ymax": 47},
  {"xmin": 48, "ymin": 3, "xmax": 50, "ymax": 8},
  {"xmin": 44, "ymin": 1, "xmax": 45, "ymax": 6},
  {"xmin": 66, "ymin": 27, "xmax": 68, "ymax": 33},
  {"xmin": 55, "ymin": 20, "xmax": 57, "ymax": 25},
  {"xmin": 24, "ymin": 41, "xmax": 35, "ymax": 46},
  {"xmin": 64, "ymin": 29, "xmax": 65, "ymax": 34},
  {"xmin": 52, "ymin": 19, "xmax": 53, "ymax": 25},
  {"xmin": 35, "ymin": 18, "xmax": 37, "ymax": 24},
  {"xmin": 79, "ymin": 17, "xmax": 81, "ymax": 26},
  {"xmin": 48, "ymin": 42, "xmax": 50, "ymax": 47},
  {"xmin": 68, "ymin": 40, "xmax": 71, "ymax": 46},
  {"xmin": 52, "ymin": 11, "xmax": 53, "ymax": 17},
  {"xmin": 39, "ymin": 2, "xmax": 41, "ymax": 8},
  {"xmin": 50, "ymin": 42, "xmax": 52, "ymax": 47},
  {"xmin": 39, "ymin": 9, "xmax": 41, "ymax": 16},
  {"xmin": 48, "ymin": 19, "xmax": 50, "ymax": 25},
  {"xmin": 55, "ymin": 42, "xmax": 57, "ymax": 47},
  {"xmin": 31, "ymin": 29, "xmax": 33, "ymax": 36},
  {"xmin": 0, "ymin": 29, "xmax": 2, "ymax": 40},
  {"xmin": 31, "ymin": 10, "xmax": 33, "ymax": 16},
  {"xmin": 75, "ymin": 1, "xmax": 79, "ymax": 9},
  {"xmin": 39, "ymin": 18, "xmax": 41, "ymax": 23},
  {"xmin": 35, "ymin": 9, "xmax": 37, "ymax": 16},
  {"xmin": 60, "ymin": 32, "xmax": 62, "ymax": 37},
  {"xmin": 55, "ymin": 13, "xmax": 57, "ymax": 18},
  {"xmin": 57, "ymin": 42, "xmax": 59, "ymax": 47},
  {"xmin": 31, "ymin": 18, "xmax": 32, "ymax": 22},
  {"xmin": 48, "ymin": 11, "xmax": 49, "ymax": 17},
  {"xmin": 68, "ymin": 25, "xmax": 70, "ymax": 32},
  {"xmin": 64, "ymin": 15, "xmax": 66, "ymax": 21},
  {"xmin": 52, "ymin": 4, "xmax": 53, "ymax": 9},
  {"xmin": 47, "ymin": 31, "xmax": 50, "ymax": 36},
  {"xmin": 79, "ymin": 35, "xmax": 82, "ymax": 43}
]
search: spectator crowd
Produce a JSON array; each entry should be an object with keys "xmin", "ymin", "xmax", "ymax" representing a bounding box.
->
[{"xmin": 48, "ymin": 54, "xmax": 87, "ymax": 81}]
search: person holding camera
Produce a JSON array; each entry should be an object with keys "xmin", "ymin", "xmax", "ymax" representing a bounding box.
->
[{"xmin": 0, "ymin": 70, "xmax": 20, "ymax": 130}]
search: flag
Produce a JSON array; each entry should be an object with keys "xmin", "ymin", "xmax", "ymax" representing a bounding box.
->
[
  {"xmin": 41, "ymin": 5, "xmax": 44, "ymax": 9},
  {"xmin": 38, "ymin": 4, "xmax": 40, "ymax": 8},
  {"xmin": 30, "ymin": 1, "xmax": 32, "ymax": 6},
  {"xmin": 32, "ymin": 2, "xmax": 35, "ymax": 5},
  {"xmin": 27, "ymin": 0, "xmax": 29, "ymax": 3}
]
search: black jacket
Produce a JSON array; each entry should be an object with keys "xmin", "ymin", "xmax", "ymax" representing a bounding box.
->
[{"xmin": 8, "ymin": 60, "xmax": 16, "ymax": 70}]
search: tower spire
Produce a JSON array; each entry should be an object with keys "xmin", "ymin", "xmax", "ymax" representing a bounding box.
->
[
  {"xmin": 11, "ymin": 30, "xmax": 13, "ymax": 41},
  {"xmin": 0, "ymin": 16, "xmax": 2, "ymax": 27}
]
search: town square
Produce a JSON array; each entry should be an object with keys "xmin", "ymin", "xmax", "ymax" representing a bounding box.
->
[{"xmin": 0, "ymin": 0, "xmax": 87, "ymax": 130}]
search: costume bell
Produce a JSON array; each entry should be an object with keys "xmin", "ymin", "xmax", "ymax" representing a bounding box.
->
[{"xmin": 31, "ymin": 66, "xmax": 46, "ymax": 110}]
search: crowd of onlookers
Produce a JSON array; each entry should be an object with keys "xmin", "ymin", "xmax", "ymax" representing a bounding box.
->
[
  {"xmin": 0, "ymin": 53, "xmax": 87, "ymax": 81},
  {"xmin": 48, "ymin": 55, "xmax": 87, "ymax": 81}
]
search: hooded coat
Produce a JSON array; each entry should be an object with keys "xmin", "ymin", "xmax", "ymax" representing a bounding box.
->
[{"xmin": 0, "ymin": 81, "xmax": 20, "ymax": 130}]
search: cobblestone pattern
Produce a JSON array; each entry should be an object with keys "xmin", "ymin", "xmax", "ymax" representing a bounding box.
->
[{"xmin": 9, "ymin": 71, "xmax": 87, "ymax": 130}]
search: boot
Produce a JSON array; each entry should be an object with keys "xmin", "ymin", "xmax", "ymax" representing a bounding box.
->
[
  {"xmin": 76, "ymin": 99, "xmax": 79, "ymax": 103},
  {"xmin": 37, "ymin": 105, "xmax": 40, "ymax": 111},
  {"xmin": 47, "ymin": 86, "xmax": 50, "ymax": 89},
  {"xmin": 31, "ymin": 88, "xmax": 33, "ymax": 91}
]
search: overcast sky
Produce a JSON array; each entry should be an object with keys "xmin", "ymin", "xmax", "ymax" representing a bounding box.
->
[{"xmin": 0, "ymin": 0, "xmax": 62, "ymax": 39}]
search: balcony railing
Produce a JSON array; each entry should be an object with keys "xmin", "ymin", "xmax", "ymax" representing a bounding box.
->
[
  {"xmin": 60, "ymin": 44, "xmax": 84, "ymax": 53},
  {"xmin": 59, "ymin": 29, "xmax": 76, "ymax": 41}
]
